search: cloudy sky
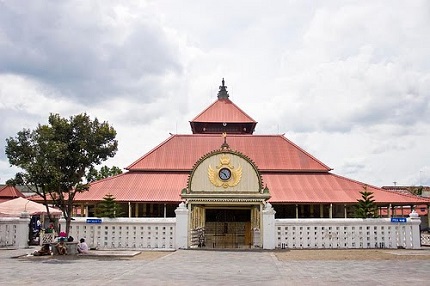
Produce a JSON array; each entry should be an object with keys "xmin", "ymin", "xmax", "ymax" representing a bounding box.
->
[{"xmin": 1, "ymin": 0, "xmax": 429, "ymax": 187}]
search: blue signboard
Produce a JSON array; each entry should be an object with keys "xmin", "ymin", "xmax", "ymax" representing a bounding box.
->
[
  {"xmin": 391, "ymin": 217, "xmax": 407, "ymax": 223},
  {"xmin": 86, "ymin": 218, "xmax": 102, "ymax": 224}
]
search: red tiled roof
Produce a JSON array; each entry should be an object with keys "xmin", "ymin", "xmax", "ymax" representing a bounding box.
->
[
  {"xmin": 265, "ymin": 173, "xmax": 430, "ymax": 204},
  {"xmin": 379, "ymin": 205, "xmax": 428, "ymax": 216},
  {"xmin": 127, "ymin": 134, "xmax": 331, "ymax": 172},
  {"xmin": 0, "ymin": 185, "xmax": 25, "ymax": 200},
  {"xmin": 78, "ymin": 171, "xmax": 430, "ymax": 205},
  {"xmin": 81, "ymin": 132, "xmax": 429, "ymax": 205},
  {"xmin": 191, "ymin": 98, "xmax": 256, "ymax": 123},
  {"xmin": 381, "ymin": 186, "xmax": 430, "ymax": 196},
  {"xmin": 77, "ymin": 172, "xmax": 187, "ymax": 202}
]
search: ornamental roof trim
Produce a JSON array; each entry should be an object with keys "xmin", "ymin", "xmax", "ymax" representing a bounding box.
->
[{"xmin": 186, "ymin": 148, "xmax": 264, "ymax": 194}]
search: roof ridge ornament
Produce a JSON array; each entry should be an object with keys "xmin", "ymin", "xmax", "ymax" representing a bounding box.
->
[
  {"xmin": 221, "ymin": 132, "xmax": 230, "ymax": 150},
  {"xmin": 217, "ymin": 78, "xmax": 229, "ymax": 99}
]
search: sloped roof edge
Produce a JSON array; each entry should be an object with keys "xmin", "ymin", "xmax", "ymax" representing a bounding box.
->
[
  {"xmin": 190, "ymin": 98, "xmax": 257, "ymax": 123},
  {"xmin": 126, "ymin": 134, "xmax": 176, "ymax": 170},
  {"xmin": 279, "ymin": 135, "xmax": 332, "ymax": 171},
  {"xmin": 330, "ymin": 173, "xmax": 430, "ymax": 203}
]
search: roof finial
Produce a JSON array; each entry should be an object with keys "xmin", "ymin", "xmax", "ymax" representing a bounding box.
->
[
  {"xmin": 217, "ymin": 78, "xmax": 229, "ymax": 99},
  {"xmin": 221, "ymin": 132, "xmax": 229, "ymax": 150}
]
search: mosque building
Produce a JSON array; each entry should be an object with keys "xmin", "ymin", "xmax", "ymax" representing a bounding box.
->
[{"xmin": 74, "ymin": 80, "xmax": 430, "ymax": 247}]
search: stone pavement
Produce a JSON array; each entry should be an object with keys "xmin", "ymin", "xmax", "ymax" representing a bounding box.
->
[{"xmin": 0, "ymin": 247, "xmax": 429, "ymax": 286}]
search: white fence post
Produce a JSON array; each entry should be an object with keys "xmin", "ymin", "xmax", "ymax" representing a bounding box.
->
[
  {"xmin": 262, "ymin": 203, "xmax": 276, "ymax": 250},
  {"xmin": 175, "ymin": 202, "xmax": 189, "ymax": 249},
  {"xmin": 0, "ymin": 214, "xmax": 30, "ymax": 249},
  {"xmin": 409, "ymin": 211, "xmax": 421, "ymax": 249},
  {"xmin": 16, "ymin": 212, "xmax": 30, "ymax": 248}
]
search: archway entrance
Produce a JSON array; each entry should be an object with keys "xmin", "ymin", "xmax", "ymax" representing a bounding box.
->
[
  {"xmin": 183, "ymin": 149, "xmax": 270, "ymax": 249},
  {"xmin": 204, "ymin": 208, "xmax": 252, "ymax": 249}
]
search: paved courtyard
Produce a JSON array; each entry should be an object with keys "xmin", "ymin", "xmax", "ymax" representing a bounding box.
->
[{"xmin": 1, "ymin": 248, "xmax": 429, "ymax": 285}]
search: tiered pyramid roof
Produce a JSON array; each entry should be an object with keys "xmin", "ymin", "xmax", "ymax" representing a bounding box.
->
[{"xmin": 76, "ymin": 80, "xmax": 430, "ymax": 206}]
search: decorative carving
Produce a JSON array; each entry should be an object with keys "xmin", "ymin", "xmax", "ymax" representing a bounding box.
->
[
  {"xmin": 208, "ymin": 154, "xmax": 242, "ymax": 188},
  {"xmin": 187, "ymin": 149, "xmax": 263, "ymax": 192},
  {"xmin": 217, "ymin": 78, "xmax": 229, "ymax": 99},
  {"xmin": 221, "ymin": 132, "xmax": 229, "ymax": 150}
]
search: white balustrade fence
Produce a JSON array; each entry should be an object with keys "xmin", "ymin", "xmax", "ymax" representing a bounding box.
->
[
  {"xmin": 0, "ymin": 216, "xmax": 30, "ymax": 249},
  {"xmin": 63, "ymin": 217, "xmax": 176, "ymax": 250},
  {"xmin": 422, "ymin": 233, "xmax": 430, "ymax": 246},
  {"xmin": 276, "ymin": 217, "xmax": 421, "ymax": 249},
  {"xmin": 1, "ymin": 208, "xmax": 424, "ymax": 250}
]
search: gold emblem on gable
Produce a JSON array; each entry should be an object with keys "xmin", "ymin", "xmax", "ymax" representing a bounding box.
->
[{"xmin": 208, "ymin": 154, "xmax": 242, "ymax": 188}]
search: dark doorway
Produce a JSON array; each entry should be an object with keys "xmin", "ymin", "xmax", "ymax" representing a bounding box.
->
[
  {"xmin": 204, "ymin": 208, "xmax": 251, "ymax": 249},
  {"xmin": 206, "ymin": 209, "xmax": 250, "ymax": 222}
]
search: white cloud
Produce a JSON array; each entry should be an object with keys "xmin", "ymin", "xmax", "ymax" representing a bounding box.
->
[
  {"xmin": 1, "ymin": 0, "xmax": 429, "ymax": 188},
  {"xmin": 0, "ymin": 1, "xmax": 183, "ymax": 104}
]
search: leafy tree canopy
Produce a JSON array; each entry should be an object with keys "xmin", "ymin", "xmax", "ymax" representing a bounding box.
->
[
  {"xmin": 5, "ymin": 113, "xmax": 118, "ymax": 234},
  {"xmin": 86, "ymin": 165, "xmax": 123, "ymax": 182}
]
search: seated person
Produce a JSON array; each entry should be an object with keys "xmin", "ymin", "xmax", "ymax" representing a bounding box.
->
[
  {"xmin": 33, "ymin": 244, "xmax": 51, "ymax": 256},
  {"xmin": 77, "ymin": 238, "xmax": 89, "ymax": 254},
  {"xmin": 55, "ymin": 240, "xmax": 67, "ymax": 255}
]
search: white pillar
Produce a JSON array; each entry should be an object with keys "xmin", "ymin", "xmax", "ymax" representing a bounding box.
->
[
  {"xmin": 175, "ymin": 202, "xmax": 189, "ymax": 249},
  {"xmin": 329, "ymin": 203, "xmax": 333, "ymax": 219},
  {"xmin": 17, "ymin": 212, "xmax": 30, "ymax": 248},
  {"xmin": 409, "ymin": 211, "xmax": 421, "ymax": 249},
  {"xmin": 262, "ymin": 202, "xmax": 276, "ymax": 250}
]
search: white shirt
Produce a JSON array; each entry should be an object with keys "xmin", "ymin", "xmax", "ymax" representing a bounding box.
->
[{"xmin": 77, "ymin": 242, "xmax": 89, "ymax": 253}]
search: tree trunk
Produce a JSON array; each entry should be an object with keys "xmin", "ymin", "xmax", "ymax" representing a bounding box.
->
[{"xmin": 65, "ymin": 217, "xmax": 72, "ymax": 237}]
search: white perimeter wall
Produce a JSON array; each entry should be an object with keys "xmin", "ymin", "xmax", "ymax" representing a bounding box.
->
[
  {"xmin": 0, "ymin": 216, "xmax": 29, "ymax": 249},
  {"xmin": 275, "ymin": 217, "xmax": 421, "ymax": 249},
  {"xmin": 1, "ymin": 209, "xmax": 423, "ymax": 250},
  {"xmin": 63, "ymin": 217, "xmax": 176, "ymax": 250}
]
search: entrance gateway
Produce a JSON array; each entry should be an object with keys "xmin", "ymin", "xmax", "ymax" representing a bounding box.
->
[{"xmin": 181, "ymin": 137, "xmax": 270, "ymax": 248}]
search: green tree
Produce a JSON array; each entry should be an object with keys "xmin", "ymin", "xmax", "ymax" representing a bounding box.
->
[
  {"xmin": 86, "ymin": 165, "xmax": 123, "ymax": 182},
  {"xmin": 95, "ymin": 194, "xmax": 124, "ymax": 218},
  {"xmin": 5, "ymin": 113, "xmax": 118, "ymax": 234},
  {"xmin": 354, "ymin": 186, "xmax": 378, "ymax": 218},
  {"xmin": 412, "ymin": 186, "xmax": 423, "ymax": 196}
]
